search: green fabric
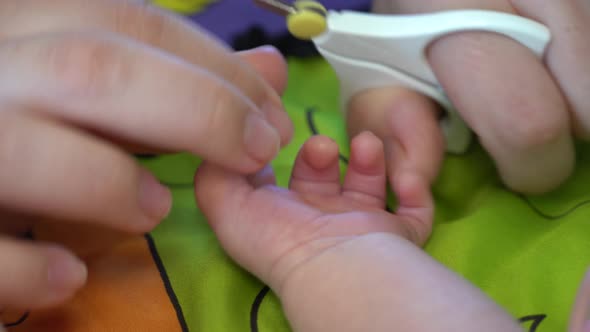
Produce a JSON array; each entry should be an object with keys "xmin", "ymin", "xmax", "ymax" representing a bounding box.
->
[{"xmin": 140, "ymin": 56, "xmax": 590, "ymax": 332}]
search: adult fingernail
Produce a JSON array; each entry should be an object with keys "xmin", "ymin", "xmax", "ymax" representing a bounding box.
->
[
  {"xmin": 263, "ymin": 102, "xmax": 294, "ymax": 146},
  {"xmin": 44, "ymin": 246, "xmax": 87, "ymax": 293},
  {"xmin": 138, "ymin": 170, "xmax": 172, "ymax": 222},
  {"xmin": 247, "ymin": 45, "xmax": 281, "ymax": 55},
  {"xmin": 244, "ymin": 113, "xmax": 281, "ymax": 163}
]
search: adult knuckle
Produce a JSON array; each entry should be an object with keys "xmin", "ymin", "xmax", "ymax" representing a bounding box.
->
[
  {"xmin": 200, "ymin": 83, "xmax": 235, "ymax": 136},
  {"xmin": 500, "ymin": 97, "xmax": 569, "ymax": 150},
  {"xmin": 222, "ymin": 59, "xmax": 247, "ymax": 86},
  {"xmin": 0, "ymin": 113, "xmax": 40, "ymax": 189},
  {"xmin": 87, "ymin": 151, "xmax": 131, "ymax": 204},
  {"xmin": 0, "ymin": 113, "xmax": 21, "ymax": 167},
  {"xmin": 111, "ymin": 1, "xmax": 169, "ymax": 46},
  {"xmin": 44, "ymin": 36, "xmax": 132, "ymax": 99}
]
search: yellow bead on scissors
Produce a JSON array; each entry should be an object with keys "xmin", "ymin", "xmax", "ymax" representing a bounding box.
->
[
  {"xmin": 253, "ymin": 0, "xmax": 327, "ymax": 40},
  {"xmin": 287, "ymin": 0, "xmax": 327, "ymax": 40},
  {"xmin": 150, "ymin": 0, "xmax": 215, "ymax": 14}
]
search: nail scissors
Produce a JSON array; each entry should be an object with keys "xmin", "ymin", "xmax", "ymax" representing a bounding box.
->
[{"xmin": 253, "ymin": 0, "xmax": 551, "ymax": 153}]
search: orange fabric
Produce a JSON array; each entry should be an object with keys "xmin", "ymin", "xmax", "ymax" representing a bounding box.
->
[{"xmin": 5, "ymin": 224, "xmax": 181, "ymax": 332}]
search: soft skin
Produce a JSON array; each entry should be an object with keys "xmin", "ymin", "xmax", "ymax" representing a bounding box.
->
[
  {"xmin": 196, "ymin": 132, "xmax": 590, "ymax": 332},
  {"xmin": 350, "ymin": 0, "xmax": 589, "ymax": 196},
  {"xmin": 0, "ymin": 0, "xmax": 292, "ymax": 314},
  {"xmin": 195, "ymin": 132, "xmax": 525, "ymax": 332}
]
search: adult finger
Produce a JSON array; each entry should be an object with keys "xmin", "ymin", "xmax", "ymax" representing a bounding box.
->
[
  {"xmin": 0, "ymin": 111, "xmax": 170, "ymax": 233},
  {"xmin": 236, "ymin": 46, "xmax": 289, "ymax": 97},
  {"xmin": 237, "ymin": 46, "xmax": 293, "ymax": 145},
  {"xmin": 0, "ymin": 0, "xmax": 293, "ymax": 144},
  {"xmin": 76, "ymin": 45, "xmax": 292, "ymax": 156},
  {"xmin": 511, "ymin": 0, "xmax": 590, "ymax": 139},
  {"xmin": 375, "ymin": 0, "xmax": 575, "ymax": 193},
  {"xmin": 0, "ymin": 238, "xmax": 87, "ymax": 310},
  {"xmin": 0, "ymin": 32, "xmax": 281, "ymax": 173}
]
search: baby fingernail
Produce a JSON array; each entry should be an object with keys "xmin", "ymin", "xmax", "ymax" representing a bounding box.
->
[
  {"xmin": 44, "ymin": 246, "xmax": 87, "ymax": 292},
  {"xmin": 138, "ymin": 170, "xmax": 172, "ymax": 222},
  {"xmin": 244, "ymin": 113, "xmax": 281, "ymax": 163}
]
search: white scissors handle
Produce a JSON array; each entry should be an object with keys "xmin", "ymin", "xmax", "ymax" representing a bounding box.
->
[{"xmin": 312, "ymin": 10, "xmax": 551, "ymax": 154}]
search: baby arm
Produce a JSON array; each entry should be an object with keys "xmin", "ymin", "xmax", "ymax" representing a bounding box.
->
[
  {"xmin": 281, "ymin": 232, "xmax": 522, "ymax": 332},
  {"xmin": 195, "ymin": 132, "xmax": 523, "ymax": 332}
]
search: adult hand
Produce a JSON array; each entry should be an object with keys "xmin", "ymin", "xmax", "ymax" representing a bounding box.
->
[
  {"xmin": 0, "ymin": 0, "xmax": 292, "ymax": 312},
  {"xmin": 349, "ymin": 0, "xmax": 589, "ymax": 194}
]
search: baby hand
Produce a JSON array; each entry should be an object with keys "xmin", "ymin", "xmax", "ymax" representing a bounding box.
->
[{"xmin": 195, "ymin": 132, "xmax": 433, "ymax": 293}]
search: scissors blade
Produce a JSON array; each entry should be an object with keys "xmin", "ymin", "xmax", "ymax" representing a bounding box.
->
[{"xmin": 253, "ymin": 0, "xmax": 297, "ymax": 16}]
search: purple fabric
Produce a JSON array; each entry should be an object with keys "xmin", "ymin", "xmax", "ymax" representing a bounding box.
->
[{"xmin": 189, "ymin": 0, "xmax": 371, "ymax": 44}]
